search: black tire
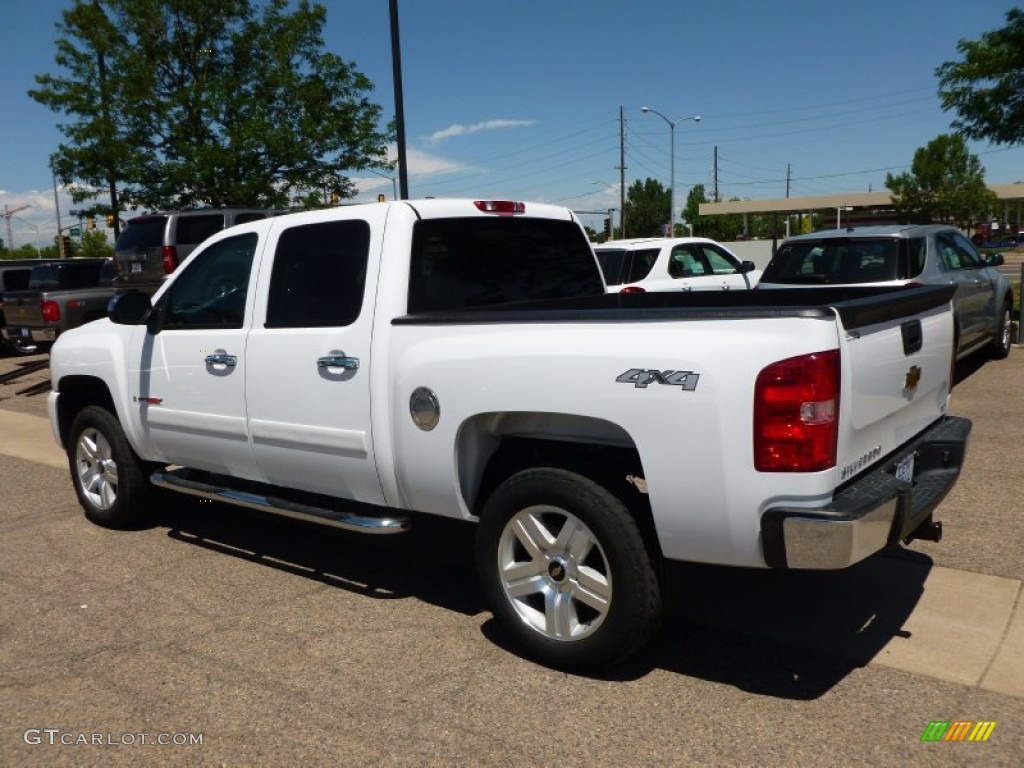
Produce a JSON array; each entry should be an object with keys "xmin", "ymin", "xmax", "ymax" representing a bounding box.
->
[
  {"xmin": 67, "ymin": 405, "xmax": 153, "ymax": 528},
  {"xmin": 475, "ymin": 467, "xmax": 662, "ymax": 669},
  {"xmin": 989, "ymin": 301, "xmax": 1012, "ymax": 359}
]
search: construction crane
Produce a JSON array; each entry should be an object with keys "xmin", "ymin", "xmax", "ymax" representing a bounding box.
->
[{"xmin": 2, "ymin": 204, "xmax": 31, "ymax": 250}]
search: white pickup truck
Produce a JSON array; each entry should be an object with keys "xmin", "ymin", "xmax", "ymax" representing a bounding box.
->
[{"xmin": 47, "ymin": 199, "xmax": 971, "ymax": 668}]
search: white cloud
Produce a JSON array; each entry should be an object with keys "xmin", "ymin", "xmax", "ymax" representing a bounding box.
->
[
  {"xmin": 351, "ymin": 145, "xmax": 474, "ymax": 201},
  {"xmin": 1, "ymin": 186, "xmax": 107, "ymax": 248},
  {"xmin": 424, "ymin": 119, "xmax": 536, "ymax": 145}
]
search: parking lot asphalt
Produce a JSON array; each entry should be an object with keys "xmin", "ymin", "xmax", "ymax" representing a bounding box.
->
[{"xmin": 1, "ymin": 348, "xmax": 1022, "ymax": 767}]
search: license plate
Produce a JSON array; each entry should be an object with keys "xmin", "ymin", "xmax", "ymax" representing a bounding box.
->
[
  {"xmin": 131, "ymin": 262, "xmax": 143, "ymax": 273},
  {"xmin": 895, "ymin": 453, "xmax": 915, "ymax": 484}
]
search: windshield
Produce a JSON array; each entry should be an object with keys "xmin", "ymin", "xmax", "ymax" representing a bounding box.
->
[{"xmin": 763, "ymin": 238, "xmax": 907, "ymax": 284}]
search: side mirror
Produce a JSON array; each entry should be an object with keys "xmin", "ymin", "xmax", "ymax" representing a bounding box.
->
[
  {"xmin": 739, "ymin": 260, "xmax": 757, "ymax": 273},
  {"xmin": 985, "ymin": 253, "xmax": 1004, "ymax": 267},
  {"xmin": 107, "ymin": 292, "xmax": 152, "ymax": 325}
]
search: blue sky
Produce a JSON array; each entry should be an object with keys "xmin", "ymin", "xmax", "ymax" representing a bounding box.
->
[{"xmin": 2, "ymin": 0, "xmax": 1023, "ymax": 245}]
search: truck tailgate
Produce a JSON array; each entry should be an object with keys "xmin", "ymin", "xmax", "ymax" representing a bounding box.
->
[
  {"xmin": 834, "ymin": 287, "xmax": 955, "ymax": 482},
  {"xmin": 1, "ymin": 292, "xmax": 44, "ymax": 325}
]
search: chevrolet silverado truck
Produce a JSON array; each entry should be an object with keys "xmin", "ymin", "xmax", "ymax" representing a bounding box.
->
[
  {"xmin": 1, "ymin": 258, "xmax": 115, "ymax": 355},
  {"xmin": 46, "ymin": 199, "xmax": 971, "ymax": 668}
]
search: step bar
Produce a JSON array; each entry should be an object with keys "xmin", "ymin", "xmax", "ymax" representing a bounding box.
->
[{"xmin": 151, "ymin": 469, "xmax": 409, "ymax": 534}]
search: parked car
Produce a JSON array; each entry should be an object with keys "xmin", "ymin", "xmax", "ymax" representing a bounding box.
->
[
  {"xmin": 593, "ymin": 237, "xmax": 760, "ymax": 293},
  {"xmin": 758, "ymin": 224, "xmax": 1014, "ymax": 360},
  {"xmin": 113, "ymin": 208, "xmax": 279, "ymax": 296},
  {"xmin": 1, "ymin": 258, "xmax": 114, "ymax": 355},
  {"xmin": 0, "ymin": 259, "xmax": 50, "ymax": 355}
]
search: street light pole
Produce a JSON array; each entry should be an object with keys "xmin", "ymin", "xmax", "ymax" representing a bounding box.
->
[{"xmin": 641, "ymin": 107, "xmax": 700, "ymax": 237}]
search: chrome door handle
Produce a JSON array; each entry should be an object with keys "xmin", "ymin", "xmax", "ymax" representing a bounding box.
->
[
  {"xmin": 205, "ymin": 353, "xmax": 237, "ymax": 367},
  {"xmin": 317, "ymin": 354, "xmax": 360, "ymax": 371}
]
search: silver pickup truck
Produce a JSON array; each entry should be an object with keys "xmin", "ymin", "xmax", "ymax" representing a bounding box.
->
[{"xmin": 1, "ymin": 258, "xmax": 115, "ymax": 355}]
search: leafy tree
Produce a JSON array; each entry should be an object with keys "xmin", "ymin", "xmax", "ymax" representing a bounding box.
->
[
  {"xmin": 885, "ymin": 134, "xmax": 997, "ymax": 226},
  {"xmin": 623, "ymin": 178, "xmax": 669, "ymax": 237},
  {"xmin": 31, "ymin": 0, "xmax": 393, "ymax": 211},
  {"xmin": 682, "ymin": 185, "xmax": 746, "ymax": 240},
  {"xmin": 79, "ymin": 228, "xmax": 113, "ymax": 258},
  {"xmin": 936, "ymin": 9, "xmax": 1024, "ymax": 145}
]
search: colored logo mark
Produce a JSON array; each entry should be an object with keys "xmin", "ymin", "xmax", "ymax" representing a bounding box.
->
[{"xmin": 920, "ymin": 721, "xmax": 996, "ymax": 742}]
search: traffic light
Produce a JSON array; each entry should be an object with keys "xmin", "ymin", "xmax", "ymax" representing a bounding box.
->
[
  {"xmin": 87, "ymin": 218, "xmax": 96, "ymax": 230},
  {"xmin": 330, "ymin": 190, "xmax": 340, "ymax": 206},
  {"xmin": 106, "ymin": 214, "xmax": 115, "ymax": 228},
  {"xmin": 60, "ymin": 235, "xmax": 72, "ymax": 256},
  {"xmin": 603, "ymin": 218, "xmax": 611, "ymax": 238},
  {"xmin": 377, "ymin": 194, "xmax": 386, "ymax": 203}
]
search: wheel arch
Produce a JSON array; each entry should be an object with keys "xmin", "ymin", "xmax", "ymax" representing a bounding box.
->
[
  {"xmin": 455, "ymin": 411, "xmax": 661, "ymax": 559},
  {"xmin": 54, "ymin": 375, "xmax": 117, "ymax": 448}
]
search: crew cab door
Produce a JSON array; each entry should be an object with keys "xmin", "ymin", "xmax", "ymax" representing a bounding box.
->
[
  {"xmin": 934, "ymin": 230, "xmax": 994, "ymax": 348},
  {"xmin": 133, "ymin": 232, "xmax": 262, "ymax": 478},
  {"xmin": 244, "ymin": 213, "xmax": 386, "ymax": 505}
]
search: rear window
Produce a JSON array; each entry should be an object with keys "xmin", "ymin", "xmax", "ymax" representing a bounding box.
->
[
  {"xmin": 175, "ymin": 214, "xmax": 225, "ymax": 246},
  {"xmin": 407, "ymin": 218, "xmax": 603, "ymax": 313},
  {"xmin": 29, "ymin": 261, "xmax": 106, "ymax": 290},
  {"xmin": 116, "ymin": 217, "xmax": 166, "ymax": 250},
  {"xmin": 763, "ymin": 238, "xmax": 906, "ymax": 284},
  {"xmin": 1, "ymin": 268, "xmax": 32, "ymax": 292}
]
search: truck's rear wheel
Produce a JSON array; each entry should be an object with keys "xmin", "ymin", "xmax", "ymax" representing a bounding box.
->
[
  {"xmin": 68, "ymin": 405, "xmax": 152, "ymax": 528},
  {"xmin": 476, "ymin": 467, "xmax": 661, "ymax": 669}
]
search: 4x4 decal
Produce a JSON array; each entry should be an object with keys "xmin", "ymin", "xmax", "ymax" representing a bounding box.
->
[{"xmin": 616, "ymin": 368, "xmax": 700, "ymax": 391}]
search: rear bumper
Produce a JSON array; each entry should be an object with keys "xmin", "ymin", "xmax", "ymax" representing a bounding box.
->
[
  {"xmin": 2, "ymin": 326, "xmax": 58, "ymax": 343},
  {"xmin": 760, "ymin": 416, "xmax": 972, "ymax": 569}
]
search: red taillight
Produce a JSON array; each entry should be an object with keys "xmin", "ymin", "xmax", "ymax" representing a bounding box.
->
[
  {"xmin": 474, "ymin": 200, "xmax": 525, "ymax": 215},
  {"xmin": 619, "ymin": 285, "xmax": 646, "ymax": 293},
  {"xmin": 754, "ymin": 350, "xmax": 840, "ymax": 472},
  {"xmin": 162, "ymin": 245, "xmax": 179, "ymax": 274},
  {"xmin": 41, "ymin": 299, "xmax": 61, "ymax": 323}
]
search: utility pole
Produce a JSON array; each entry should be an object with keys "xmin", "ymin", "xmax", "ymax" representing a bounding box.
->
[
  {"xmin": 785, "ymin": 163, "xmax": 791, "ymax": 198},
  {"xmin": 389, "ymin": 0, "xmax": 409, "ymax": 199},
  {"xmin": 51, "ymin": 157, "xmax": 64, "ymax": 257},
  {"xmin": 713, "ymin": 146, "xmax": 719, "ymax": 202},
  {"xmin": 617, "ymin": 108, "xmax": 625, "ymax": 236}
]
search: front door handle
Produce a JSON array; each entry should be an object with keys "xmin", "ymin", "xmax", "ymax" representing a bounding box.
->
[
  {"xmin": 205, "ymin": 352, "xmax": 237, "ymax": 367},
  {"xmin": 317, "ymin": 354, "xmax": 360, "ymax": 371}
]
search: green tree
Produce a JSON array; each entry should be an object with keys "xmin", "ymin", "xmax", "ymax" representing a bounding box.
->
[
  {"xmin": 79, "ymin": 228, "xmax": 113, "ymax": 258},
  {"xmin": 681, "ymin": 185, "xmax": 747, "ymax": 240},
  {"xmin": 936, "ymin": 8, "xmax": 1024, "ymax": 145},
  {"xmin": 31, "ymin": 0, "xmax": 392, "ymax": 211},
  {"xmin": 623, "ymin": 178, "xmax": 669, "ymax": 237},
  {"xmin": 885, "ymin": 134, "xmax": 997, "ymax": 227}
]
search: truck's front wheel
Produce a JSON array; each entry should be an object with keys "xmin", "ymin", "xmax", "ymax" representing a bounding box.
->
[
  {"xmin": 68, "ymin": 406, "xmax": 152, "ymax": 528},
  {"xmin": 476, "ymin": 467, "xmax": 661, "ymax": 669}
]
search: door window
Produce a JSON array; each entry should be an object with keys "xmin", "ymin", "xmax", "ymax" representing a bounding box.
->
[
  {"xmin": 700, "ymin": 245, "xmax": 741, "ymax": 274},
  {"xmin": 668, "ymin": 246, "xmax": 706, "ymax": 278},
  {"xmin": 162, "ymin": 233, "xmax": 258, "ymax": 329},
  {"xmin": 265, "ymin": 220, "xmax": 370, "ymax": 328}
]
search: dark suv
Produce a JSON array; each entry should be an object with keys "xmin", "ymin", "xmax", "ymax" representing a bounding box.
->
[
  {"xmin": 113, "ymin": 208, "xmax": 278, "ymax": 296},
  {"xmin": 759, "ymin": 224, "xmax": 1014, "ymax": 361}
]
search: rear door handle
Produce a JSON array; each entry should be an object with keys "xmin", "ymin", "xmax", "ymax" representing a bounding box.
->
[
  {"xmin": 205, "ymin": 352, "xmax": 237, "ymax": 367},
  {"xmin": 317, "ymin": 354, "xmax": 359, "ymax": 371}
]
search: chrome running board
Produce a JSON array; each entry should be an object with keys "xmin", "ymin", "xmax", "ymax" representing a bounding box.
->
[{"xmin": 151, "ymin": 468, "xmax": 409, "ymax": 534}]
